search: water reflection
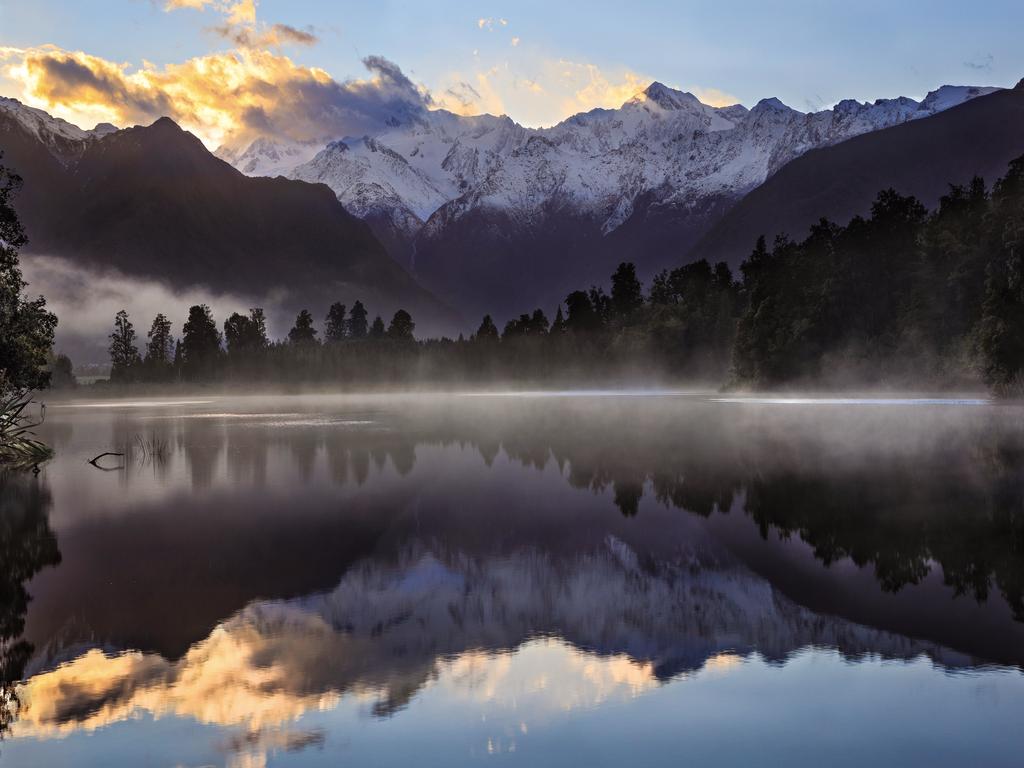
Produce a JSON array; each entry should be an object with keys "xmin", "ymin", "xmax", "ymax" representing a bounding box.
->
[
  {"xmin": 4, "ymin": 394, "xmax": 1024, "ymax": 765},
  {"xmin": 0, "ymin": 471, "xmax": 60, "ymax": 741}
]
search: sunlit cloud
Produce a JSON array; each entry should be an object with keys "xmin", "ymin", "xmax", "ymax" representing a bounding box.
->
[
  {"xmin": 689, "ymin": 85, "xmax": 741, "ymax": 107},
  {"xmin": 434, "ymin": 58, "xmax": 656, "ymax": 127},
  {"xmin": 164, "ymin": 0, "xmax": 256, "ymax": 25},
  {"xmin": 477, "ymin": 17, "xmax": 508, "ymax": 31},
  {"xmin": 2, "ymin": 45, "xmax": 429, "ymax": 148}
]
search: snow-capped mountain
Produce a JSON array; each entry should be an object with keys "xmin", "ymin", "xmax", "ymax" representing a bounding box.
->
[
  {"xmin": 0, "ymin": 96, "xmax": 115, "ymax": 162},
  {"xmin": 219, "ymin": 82, "xmax": 999, "ymax": 318},
  {"xmin": 228, "ymin": 83, "xmax": 995, "ymax": 239}
]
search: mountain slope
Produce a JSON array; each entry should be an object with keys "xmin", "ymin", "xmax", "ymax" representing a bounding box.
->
[
  {"xmin": 0, "ymin": 100, "xmax": 456, "ymax": 333},
  {"xmin": 690, "ymin": 81, "xmax": 1024, "ymax": 266},
  {"xmin": 223, "ymin": 82, "xmax": 998, "ymax": 320}
]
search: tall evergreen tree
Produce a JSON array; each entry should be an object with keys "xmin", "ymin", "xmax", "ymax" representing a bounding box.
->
[
  {"xmin": 550, "ymin": 306, "xmax": 567, "ymax": 335},
  {"xmin": 108, "ymin": 310, "xmax": 140, "ymax": 382},
  {"xmin": 224, "ymin": 309, "xmax": 268, "ymax": 355},
  {"xmin": 348, "ymin": 300, "xmax": 369, "ymax": 339},
  {"xmin": 0, "ymin": 155, "xmax": 57, "ymax": 393},
  {"xmin": 387, "ymin": 310, "xmax": 416, "ymax": 341},
  {"xmin": 181, "ymin": 304, "xmax": 222, "ymax": 380},
  {"xmin": 288, "ymin": 309, "xmax": 318, "ymax": 345},
  {"xmin": 476, "ymin": 315, "xmax": 499, "ymax": 342},
  {"xmin": 325, "ymin": 302, "xmax": 348, "ymax": 343},
  {"xmin": 611, "ymin": 262, "xmax": 644, "ymax": 316},
  {"xmin": 369, "ymin": 315, "xmax": 386, "ymax": 338},
  {"xmin": 565, "ymin": 291, "xmax": 599, "ymax": 333},
  {"xmin": 145, "ymin": 314, "xmax": 174, "ymax": 365}
]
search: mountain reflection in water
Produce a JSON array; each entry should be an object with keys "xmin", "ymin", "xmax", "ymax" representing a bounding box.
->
[{"xmin": 2, "ymin": 393, "xmax": 1024, "ymax": 767}]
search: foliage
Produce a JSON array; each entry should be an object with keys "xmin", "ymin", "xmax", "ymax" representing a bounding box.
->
[
  {"xmin": 0, "ymin": 390, "xmax": 51, "ymax": 465},
  {"xmin": 108, "ymin": 309, "xmax": 140, "ymax": 382},
  {"xmin": 731, "ymin": 157, "xmax": 1024, "ymax": 389},
  {"xmin": 0, "ymin": 155, "xmax": 57, "ymax": 394}
]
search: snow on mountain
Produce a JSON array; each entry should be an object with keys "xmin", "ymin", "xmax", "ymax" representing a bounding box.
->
[
  {"xmin": 213, "ymin": 136, "xmax": 323, "ymax": 178},
  {"xmin": 223, "ymin": 82, "xmax": 999, "ymax": 241},
  {"xmin": 0, "ymin": 96, "xmax": 113, "ymax": 163}
]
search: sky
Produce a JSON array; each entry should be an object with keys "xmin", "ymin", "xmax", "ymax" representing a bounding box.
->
[{"xmin": 1, "ymin": 0, "xmax": 1022, "ymax": 149}]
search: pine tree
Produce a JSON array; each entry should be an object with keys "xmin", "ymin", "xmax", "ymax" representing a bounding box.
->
[
  {"xmin": 181, "ymin": 304, "xmax": 222, "ymax": 380},
  {"xmin": 611, "ymin": 262, "xmax": 644, "ymax": 317},
  {"xmin": 476, "ymin": 315, "xmax": 499, "ymax": 342},
  {"xmin": 108, "ymin": 310, "xmax": 140, "ymax": 382},
  {"xmin": 348, "ymin": 300, "xmax": 369, "ymax": 338},
  {"xmin": 145, "ymin": 314, "xmax": 174, "ymax": 365},
  {"xmin": 288, "ymin": 309, "xmax": 318, "ymax": 345},
  {"xmin": 325, "ymin": 302, "xmax": 348, "ymax": 342},
  {"xmin": 386, "ymin": 310, "xmax": 415, "ymax": 341},
  {"xmin": 369, "ymin": 315, "xmax": 386, "ymax": 338},
  {"xmin": 550, "ymin": 306, "xmax": 567, "ymax": 335}
]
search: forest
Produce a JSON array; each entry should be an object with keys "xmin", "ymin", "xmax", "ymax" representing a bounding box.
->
[{"xmin": 4, "ymin": 154, "xmax": 1024, "ymax": 395}]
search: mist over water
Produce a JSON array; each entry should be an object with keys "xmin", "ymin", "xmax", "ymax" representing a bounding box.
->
[{"xmin": 2, "ymin": 392, "xmax": 1024, "ymax": 767}]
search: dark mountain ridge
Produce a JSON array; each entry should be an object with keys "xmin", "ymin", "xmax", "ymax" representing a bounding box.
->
[
  {"xmin": 0, "ymin": 108, "xmax": 458, "ymax": 333},
  {"xmin": 690, "ymin": 81, "xmax": 1024, "ymax": 266}
]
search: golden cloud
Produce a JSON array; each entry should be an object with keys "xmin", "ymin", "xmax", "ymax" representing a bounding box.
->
[
  {"xmin": 164, "ymin": 0, "xmax": 257, "ymax": 25},
  {"xmin": 3, "ymin": 46, "xmax": 428, "ymax": 149}
]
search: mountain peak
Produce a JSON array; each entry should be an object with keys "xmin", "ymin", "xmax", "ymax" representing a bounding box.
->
[
  {"xmin": 637, "ymin": 82, "xmax": 701, "ymax": 110},
  {"xmin": 919, "ymin": 85, "xmax": 999, "ymax": 113},
  {"xmin": 149, "ymin": 116, "xmax": 183, "ymax": 132},
  {"xmin": 752, "ymin": 97, "xmax": 793, "ymax": 113}
]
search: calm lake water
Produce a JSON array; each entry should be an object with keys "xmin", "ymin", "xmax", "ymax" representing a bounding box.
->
[{"xmin": 2, "ymin": 392, "xmax": 1024, "ymax": 767}]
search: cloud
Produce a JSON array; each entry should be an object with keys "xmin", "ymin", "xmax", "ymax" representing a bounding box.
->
[
  {"xmin": 214, "ymin": 22, "xmax": 319, "ymax": 49},
  {"xmin": 689, "ymin": 85, "xmax": 741, "ymax": 108},
  {"xmin": 20, "ymin": 255, "xmax": 263, "ymax": 363},
  {"xmin": 477, "ymin": 17, "xmax": 508, "ymax": 31},
  {"xmin": 963, "ymin": 54, "xmax": 993, "ymax": 72},
  {"xmin": 164, "ymin": 0, "xmax": 256, "ymax": 24},
  {"xmin": 4, "ymin": 45, "xmax": 430, "ymax": 148}
]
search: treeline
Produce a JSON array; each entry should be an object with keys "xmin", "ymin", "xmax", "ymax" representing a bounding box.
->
[
  {"xmin": 101, "ymin": 154, "xmax": 1024, "ymax": 391},
  {"xmin": 734, "ymin": 156, "xmax": 1024, "ymax": 390},
  {"xmin": 104, "ymin": 261, "xmax": 741, "ymax": 387}
]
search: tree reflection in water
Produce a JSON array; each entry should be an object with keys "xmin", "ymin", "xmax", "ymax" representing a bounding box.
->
[{"xmin": 0, "ymin": 470, "xmax": 60, "ymax": 740}]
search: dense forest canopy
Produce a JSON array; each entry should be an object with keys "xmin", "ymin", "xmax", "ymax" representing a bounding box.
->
[
  {"xmin": 93, "ymin": 154, "xmax": 1024, "ymax": 392},
  {"xmin": 3, "ymin": 154, "xmax": 1024, "ymax": 393}
]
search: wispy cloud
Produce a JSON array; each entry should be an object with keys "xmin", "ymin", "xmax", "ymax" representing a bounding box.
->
[
  {"xmin": 963, "ymin": 53, "xmax": 994, "ymax": 71},
  {"xmin": 477, "ymin": 17, "xmax": 508, "ymax": 31},
  {"xmin": 213, "ymin": 22, "xmax": 319, "ymax": 49}
]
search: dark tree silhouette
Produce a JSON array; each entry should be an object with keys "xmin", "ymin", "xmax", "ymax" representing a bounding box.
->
[
  {"xmin": 369, "ymin": 316, "xmax": 386, "ymax": 339},
  {"xmin": 224, "ymin": 308, "xmax": 269, "ymax": 354},
  {"xmin": 476, "ymin": 315, "xmax": 499, "ymax": 342},
  {"xmin": 288, "ymin": 310, "xmax": 318, "ymax": 345},
  {"xmin": 611, "ymin": 262, "xmax": 644, "ymax": 316},
  {"xmin": 0, "ymin": 156, "xmax": 57, "ymax": 393},
  {"xmin": 565, "ymin": 291, "xmax": 599, "ymax": 334},
  {"xmin": 387, "ymin": 310, "xmax": 415, "ymax": 341},
  {"xmin": 181, "ymin": 305, "xmax": 222, "ymax": 380},
  {"xmin": 108, "ymin": 310, "xmax": 140, "ymax": 382},
  {"xmin": 325, "ymin": 303, "xmax": 348, "ymax": 343},
  {"xmin": 145, "ymin": 314, "xmax": 174, "ymax": 366},
  {"xmin": 348, "ymin": 300, "xmax": 368, "ymax": 339}
]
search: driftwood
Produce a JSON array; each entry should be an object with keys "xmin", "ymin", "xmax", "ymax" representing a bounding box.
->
[{"xmin": 87, "ymin": 452, "xmax": 125, "ymax": 469}]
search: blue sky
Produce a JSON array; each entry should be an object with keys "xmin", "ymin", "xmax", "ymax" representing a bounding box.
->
[{"xmin": 1, "ymin": 0, "xmax": 1021, "ymax": 144}]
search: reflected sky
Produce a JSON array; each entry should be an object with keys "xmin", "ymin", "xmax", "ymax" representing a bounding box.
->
[{"xmin": 3, "ymin": 393, "xmax": 1024, "ymax": 766}]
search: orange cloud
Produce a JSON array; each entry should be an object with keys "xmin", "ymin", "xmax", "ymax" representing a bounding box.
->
[{"xmin": 3, "ymin": 46, "xmax": 429, "ymax": 149}]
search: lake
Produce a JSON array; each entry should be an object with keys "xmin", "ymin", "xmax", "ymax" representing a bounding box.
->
[{"xmin": 2, "ymin": 392, "xmax": 1024, "ymax": 767}]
